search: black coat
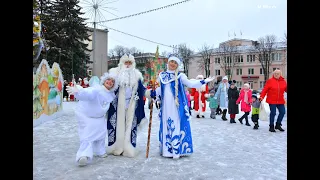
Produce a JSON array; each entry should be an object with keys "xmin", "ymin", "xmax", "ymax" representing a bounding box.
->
[{"xmin": 228, "ymin": 87, "xmax": 239, "ymax": 114}]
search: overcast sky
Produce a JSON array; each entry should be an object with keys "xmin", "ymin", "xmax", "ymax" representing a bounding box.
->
[{"xmin": 79, "ymin": 0, "xmax": 287, "ymax": 54}]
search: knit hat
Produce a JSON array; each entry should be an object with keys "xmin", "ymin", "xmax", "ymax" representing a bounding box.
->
[{"xmin": 252, "ymin": 94, "xmax": 257, "ymax": 99}]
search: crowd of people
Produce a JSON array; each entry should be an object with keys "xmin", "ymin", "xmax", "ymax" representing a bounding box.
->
[
  {"xmin": 64, "ymin": 53, "xmax": 287, "ymax": 167},
  {"xmin": 183, "ymin": 69, "xmax": 287, "ymax": 132}
]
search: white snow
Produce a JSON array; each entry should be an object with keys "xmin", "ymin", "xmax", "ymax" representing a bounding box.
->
[{"xmin": 33, "ymin": 100, "xmax": 287, "ymax": 180}]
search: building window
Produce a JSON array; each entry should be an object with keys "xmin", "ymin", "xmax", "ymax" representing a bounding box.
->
[
  {"xmin": 226, "ymin": 56, "xmax": 231, "ymax": 63},
  {"xmin": 248, "ymin": 81, "xmax": 254, "ymax": 89},
  {"xmin": 247, "ymin": 55, "xmax": 255, "ymax": 63},
  {"xmin": 273, "ymin": 68, "xmax": 279, "ymax": 71},
  {"xmin": 236, "ymin": 81, "xmax": 242, "ymax": 88},
  {"xmin": 215, "ymin": 69, "xmax": 220, "ymax": 75},
  {"xmin": 248, "ymin": 68, "xmax": 254, "ymax": 75},
  {"xmin": 275, "ymin": 53, "xmax": 282, "ymax": 61},
  {"xmin": 226, "ymin": 69, "xmax": 231, "ymax": 75},
  {"xmin": 215, "ymin": 57, "xmax": 220, "ymax": 64},
  {"xmin": 240, "ymin": 55, "xmax": 243, "ymax": 62},
  {"xmin": 260, "ymin": 81, "xmax": 265, "ymax": 89},
  {"xmin": 236, "ymin": 68, "xmax": 242, "ymax": 75},
  {"xmin": 271, "ymin": 53, "xmax": 275, "ymax": 61},
  {"xmin": 260, "ymin": 68, "xmax": 263, "ymax": 74}
]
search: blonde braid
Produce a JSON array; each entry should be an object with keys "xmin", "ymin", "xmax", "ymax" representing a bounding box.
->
[{"xmin": 175, "ymin": 69, "xmax": 179, "ymax": 106}]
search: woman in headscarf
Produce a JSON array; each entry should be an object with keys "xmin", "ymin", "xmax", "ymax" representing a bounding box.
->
[
  {"xmin": 259, "ymin": 69, "xmax": 287, "ymax": 132},
  {"xmin": 214, "ymin": 76, "xmax": 229, "ymax": 120}
]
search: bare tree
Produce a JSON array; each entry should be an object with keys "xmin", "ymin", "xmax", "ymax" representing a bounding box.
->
[
  {"xmin": 124, "ymin": 47, "xmax": 140, "ymax": 55},
  {"xmin": 113, "ymin": 45, "xmax": 126, "ymax": 60},
  {"xmin": 251, "ymin": 34, "xmax": 277, "ymax": 81},
  {"xmin": 108, "ymin": 49, "xmax": 115, "ymax": 58},
  {"xmin": 178, "ymin": 43, "xmax": 194, "ymax": 76},
  {"xmin": 197, "ymin": 43, "xmax": 214, "ymax": 77},
  {"xmin": 215, "ymin": 43, "xmax": 240, "ymax": 80},
  {"xmin": 282, "ymin": 33, "xmax": 287, "ymax": 79},
  {"xmin": 161, "ymin": 51, "xmax": 169, "ymax": 57}
]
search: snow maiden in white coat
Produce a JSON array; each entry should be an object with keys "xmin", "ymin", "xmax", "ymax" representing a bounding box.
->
[
  {"xmin": 66, "ymin": 73, "xmax": 118, "ymax": 166},
  {"xmin": 214, "ymin": 76, "xmax": 230, "ymax": 121},
  {"xmin": 150, "ymin": 55, "xmax": 214, "ymax": 159},
  {"xmin": 106, "ymin": 54, "xmax": 149, "ymax": 157}
]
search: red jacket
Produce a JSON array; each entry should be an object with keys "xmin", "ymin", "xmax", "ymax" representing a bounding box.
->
[
  {"xmin": 236, "ymin": 89, "xmax": 252, "ymax": 112},
  {"xmin": 260, "ymin": 76, "xmax": 287, "ymax": 104}
]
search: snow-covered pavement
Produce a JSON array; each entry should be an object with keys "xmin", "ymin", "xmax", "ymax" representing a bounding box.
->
[{"xmin": 33, "ymin": 101, "xmax": 287, "ymax": 180}]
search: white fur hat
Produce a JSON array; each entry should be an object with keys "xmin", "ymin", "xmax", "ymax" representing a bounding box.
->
[
  {"xmin": 222, "ymin": 76, "xmax": 228, "ymax": 80},
  {"xmin": 120, "ymin": 54, "xmax": 135, "ymax": 64},
  {"xmin": 100, "ymin": 72, "xmax": 119, "ymax": 92},
  {"xmin": 243, "ymin": 83, "xmax": 250, "ymax": 88},
  {"xmin": 196, "ymin": 75, "xmax": 204, "ymax": 80},
  {"xmin": 168, "ymin": 55, "xmax": 181, "ymax": 66}
]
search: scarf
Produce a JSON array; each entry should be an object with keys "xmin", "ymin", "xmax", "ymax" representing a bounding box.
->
[{"xmin": 244, "ymin": 89, "xmax": 249, "ymax": 104}]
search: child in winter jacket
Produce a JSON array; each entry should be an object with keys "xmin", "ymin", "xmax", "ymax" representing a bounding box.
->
[
  {"xmin": 206, "ymin": 90, "xmax": 218, "ymax": 119},
  {"xmin": 251, "ymin": 94, "xmax": 261, "ymax": 129},
  {"xmin": 236, "ymin": 83, "xmax": 252, "ymax": 126}
]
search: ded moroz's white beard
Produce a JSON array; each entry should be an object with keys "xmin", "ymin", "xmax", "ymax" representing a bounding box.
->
[{"xmin": 118, "ymin": 64, "xmax": 137, "ymax": 88}]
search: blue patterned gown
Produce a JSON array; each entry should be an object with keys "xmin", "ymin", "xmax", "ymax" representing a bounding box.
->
[{"xmin": 157, "ymin": 70, "xmax": 206, "ymax": 158}]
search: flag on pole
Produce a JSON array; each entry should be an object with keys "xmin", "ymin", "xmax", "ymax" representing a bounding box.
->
[
  {"xmin": 228, "ymin": 31, "xmax": 230, "ymax": 37},
  {"xmin": 240, "ymin": 30, "xmax": 242, "ymax": 36},
  {"xmin": 234, "ymin": 32, "xmax": 236, "ymax": 37}
]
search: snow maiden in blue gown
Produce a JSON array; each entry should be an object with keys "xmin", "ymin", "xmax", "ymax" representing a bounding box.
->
[{"xmin": 151, "ymin": 55, "xmax": 214, "ymax": 159}]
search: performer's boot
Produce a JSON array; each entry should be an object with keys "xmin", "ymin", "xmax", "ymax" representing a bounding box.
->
[
  {"xmin": 253, "ymin": 121, "xmax": 259, "ymax": 129},
  {"xmin": 269, "ymin": 124, "xmax": 276, "ymax": 132},
  {"xmin": 78, "ymin": 156, "xmax": 88, "ymax": 166},
  {"xmin": 222, "ymin": 109, "xmax": 228, "ymax": 121},
  {"xmin": 275, "ymin": 122, "xmax": 285, "ymax": 132},
  {"xmin": 230, "ymin": 118, "xmax": 236, "ymax": 123},
  {"xmin": 196, "ymin": 115, "xmax": 200, "ymax": 118},
  {"xmin": 245, "ymin": 118, "xmax": 251, "ymax": 126}
]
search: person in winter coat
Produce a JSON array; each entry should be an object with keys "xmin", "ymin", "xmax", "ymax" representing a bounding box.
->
[
  {"xmin": 228, "ymin": 81, "xmax": 239, "ymax": 123},
  {"xmin": 63, "ymin": 80, "xmax": 69, "ymax": 101},
  {"xmin": 214, "ymin": 76, "xmax": 229, "ymax": 120},
  {"xmin": 236, "ymin": 83, "xmax": 252, "ymax": 126},
  {"xmin": 259, "ymin": 69, "xmax": 287, "ymax": 132},
  {"xmin": 66, "ymin": 73, "xmax": 118, "ymax": 166},
  {"xmin": 251, "ymin": 94, "xmax": 261, "ymax": 129},
  {"xmin": 185, "ymin": 89, "xmax": 192, "ymax": 115},
  {"xmin": 206, "ymin": 90, "xmax": 218, "ymax": 119},
  {"xmin": 214, "ymin": 77, "xmax": 222, "ymax": 115}
]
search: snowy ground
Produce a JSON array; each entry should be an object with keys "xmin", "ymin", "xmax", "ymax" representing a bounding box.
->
[{"xmin": 33, "ymin": 101, "xmax": 287, "ymax": 180}]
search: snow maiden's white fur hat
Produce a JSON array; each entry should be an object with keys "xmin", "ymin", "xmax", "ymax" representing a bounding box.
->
[
  {"xmin": 100, "ymin": 72, "xmax": 119, "ymax": 92},
  {"xmin": 168, "ymin": 55, "xmax": 181, "ymax": 66},
  {"xmin": 118, "ymin": 54, "xmax": 136, "ymax": 68}
]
